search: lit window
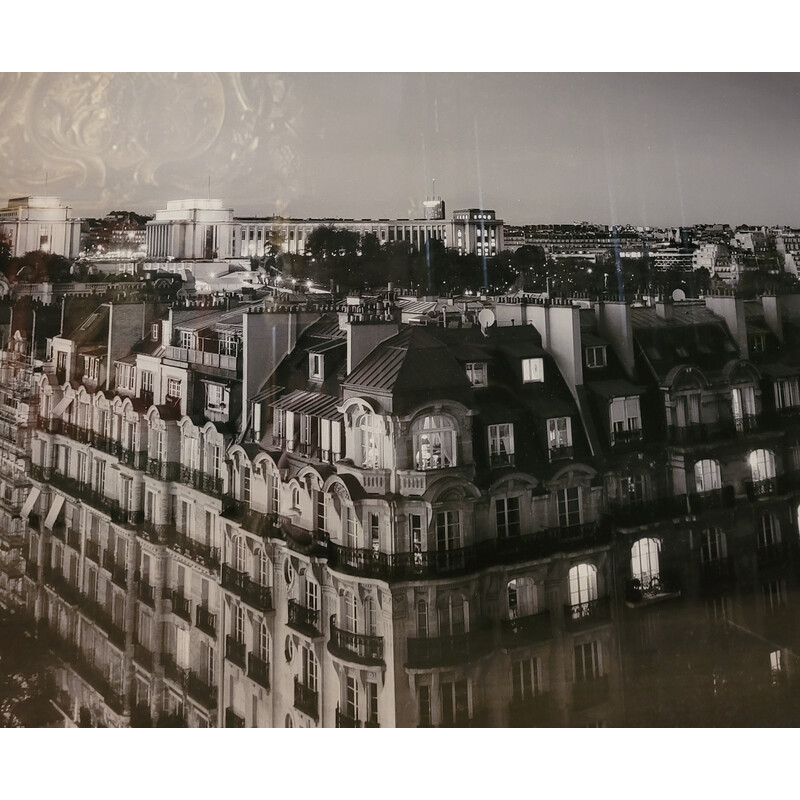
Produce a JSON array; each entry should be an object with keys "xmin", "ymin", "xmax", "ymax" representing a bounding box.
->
[
  {"xmin": 585, "ymin": 346, "xmax": 606, "ymax": 368},
  {"xmin": 206, "ymin": 383, "xmax": 226, "ymax": 409},
  {"xmin": 774, "ymin": 379, "xmax": 800, "ymax": 410},
  {"xmin": 358, "ymin": 413, "xmax": 382, "ymax": 469},
  {"xmin": 770, "ymin": 650, "xmax": 783, "ymax": 682},
  {"xmin": 557, "ymin": 487, "xmax": 581, "ymax": 528},
  {"xmin": 631, "ymin": 538, "xmax": 660, "ymax": 589},
  {"xmin": 507, "ymin": 576, "xmax": 537, "ymax": 618},
  {"xmin": 758, "ymin": 514, "xmax": 781, "ymax": 549},
  {"xmin": 547, "ymin": 417, "xmax": 572, "ymax": 455},
  {"xmin": 466, "ymin": 362, "xmax": 488, "ymax": 387},
  {"xmin": 750, "ymin": 335, "xmax": 765, "ymax": 353},
  {"xmin": 610, "ymin": 396, "xmax": 641, "ymax": 442},
  {"xmin": 674, "ymin": 392, "xmax": 701, "ymax": 426},
  {"xmin": 568, "ymin": 564, "xmax": 597, "ymax": 613},
  {"xmin": 694, "ymin": 459, "xmax": 721, "ymax": 493},
  {"xmin": 521, "ymin": 357, "xmax": 544, "ymax": 384},
  {"xmin": 413, "ymin": 415, "xmax": 457, "ymax": 471},
  {"xmin": 749, "ymin": 449, "xmax": 776, "ymax": 483},
  {"xmin": 731, "ymin": 386, "xmax": 756, "ymax": 422},
  {"xmin": 488, "ymin": 423, "xmax": 514, "ymax": 467}
]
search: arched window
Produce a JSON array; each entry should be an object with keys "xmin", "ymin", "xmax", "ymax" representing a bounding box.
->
[
  {"xmin": 257, "ymin": 550, "xmax": 271, "ymax": 587},
  {"xmin": 749, "ymin": 449, "xmax": 776, "ymax": 483},
  {"xmin": 358, "ymin": 413, "xmax": 383, "ymax": 469},
  {"xmin": 438, "ymin": 595, "xmax": 469, "ymax": 636},
  {"xmin": 568, "ymin": 564, "xmax": 598, "ymax": 615},
  {"xmin": 257, "ymin": 621, "xmax": 270, "ymax": 662},
  {"xmin": 631, "ymin": 538, "xmax": 661, "ymax": 588},
  {"xmin": 291, "ymin": 485, "xmax": 301, "ymax": 509},
  {"xmin": 507, "ymin": 577, "xmax": 538, "ymax": 619},
  {"xmin": 342, "ymin": 590, "xmax": 358, "ymax": 633},
  {"xmin": 412, "ymin": 414, "xmax": 457, "ymax": 471},
  {"xmin": 285, "ymin": 714, "xmax": 294, "ymax": 728},
  {"xmin": 694, "ymin": 459, "xmax": 721, "ymax": 493}
]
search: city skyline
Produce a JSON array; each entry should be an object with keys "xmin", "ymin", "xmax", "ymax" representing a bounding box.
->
[{"xmin": 2, "ymin": 73, "xmax": 800, "ymax": 228}]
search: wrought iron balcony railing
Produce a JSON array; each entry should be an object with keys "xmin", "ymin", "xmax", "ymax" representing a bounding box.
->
[
  {"xmin": 329, "ymin": 615, "xmax": 384, "ymax": 665},
  {"xmin": 187, "ymin": 670, "xmax": 218, "ymax": 709},
  {"xmin": 564, "ymin": 596, "xmax": 611, "ymax": 629},
  {"xmin": 501, "ymin": 609, "xmax": 552, "ymax": 644},
  {"xmin": 293, "ymin": 677, "xmax": 319, "ymax": 720},
  {"xmin": 406, "ymin": 625, "xmax": 493, "ymax": 669},
  {"xmin": 247, "ymin": 652, "xmax": 270, "ymax": 690},
  {"xmin": 196, "ymin": 604, "xmax": 217, "ymax": 637},
  {"xmin": 169, "ymin": 531, "xmax": 220, "ymax": 570},
  {"xmin": 225, "ymin": 707, "xmax": 245, "ymax": 728},
  {"xmin": 225, "ymin": 635, "xmax": 246, "ymax": 669},
  {"xmin": 335, "ymin": 704, "xmax": 362, "ymax": 728},
  {"xmin": 288, "ymin": 600, "xmax": 322, "ymax": 637}
]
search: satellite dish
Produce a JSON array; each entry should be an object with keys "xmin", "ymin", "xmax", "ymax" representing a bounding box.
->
[
  {"xmin": 671, "ymin": 288, "xmax": 686, "ymax": 302},
  {"xmin": 477, "ymin": 308, "xmax": 496, "ymax": 333}
]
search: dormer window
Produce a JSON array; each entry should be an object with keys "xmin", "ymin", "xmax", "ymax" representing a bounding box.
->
[
  {"xmin": 610, "ymin": 396, "xmax": 642, "ymax": 444},
  {"xmin": 309, "ymin": 353, "xmax": 324, "ymax": 381},
  {"xmin": 205, "ymin": 381, "xmax": 229, "ymax": 414},
  {"xmin": 547, "ymin": 417, "xmax": 573, "ymax": 460},
  {"xmin": 466, "ymin": 362, "xmax": 488, "ymax": 387},
  {"xmin": 750, "ymin": 334, "xmax": 766, "ymax": 353},
  {"xmin": 166, "ymin": 377, "xmax": 182, "ymax": 402},
  {"xmin": 151, "ymin": 322, "xmax": 160, "ymax": 342},
  {"xmin": 585, "ymin": 346, "xmax": 606, "ymax": 369},
  {"xmin": 488, "ymin": 423, "xmax": 514, "ymax": 467},
  {"xmin": 179, "ymin": 330, "xmax": 193, "ymax": 349},
  {"xmin": 521, "ymin": 357, "xmax": 544, "ymax": 384},
  {"xmin": 84, "ymin": 356, "xmax": 100, "ymax": 382},
  {"xmin": 116, "ymin": 363, "xmax": 136, "ymax": 391}
]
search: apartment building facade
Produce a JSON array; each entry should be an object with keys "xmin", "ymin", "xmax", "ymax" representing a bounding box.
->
[{"xmin": 8, "ymin": 288, "xmax": 800, "ymax": 727}]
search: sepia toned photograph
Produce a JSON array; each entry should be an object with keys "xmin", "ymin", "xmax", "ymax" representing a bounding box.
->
[{"xmin": 2, "ymin": 64, "xmax": 800, "ymax": 743}]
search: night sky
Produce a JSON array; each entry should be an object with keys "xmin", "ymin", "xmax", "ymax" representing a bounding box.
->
[{"xmin": 2, "ymin": 73, "xmax": 800, "ymax": 227}]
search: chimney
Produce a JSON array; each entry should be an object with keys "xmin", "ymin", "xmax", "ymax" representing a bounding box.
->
[
  {"xmin": 705, "ymin": 292, "xmax": 748, "ymax": 358},
  {"xmin": 339, "ymin": 304, "xmax": 399, "ymax": 373},
  {"xmin": 595, "ymin": 299, "xmax": 635, "ymax": 379},
  {"xmin": 655, "ymin": 297, "xmax": 674, "ymax": 321}
]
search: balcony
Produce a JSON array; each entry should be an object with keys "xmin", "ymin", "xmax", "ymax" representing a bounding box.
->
[
  {"xmin": 548, "ymin": 445, "xmax": 573, "ymax": 463},
  {"xmin": 247, "ymin": 652, "xmax": 270, "ymax": 690},
  {"xmin": 169, "ymin": 589, "xmax": 192, "ymax": 622},
  {"xmin": 225, "ymin": 707, "xmax": 245, "ymax": 728},
  {"xmin": 335, "ymin": 704, "xmax": 362, "ymax": 728},
  {"xmin": 36, "ymin": 416, "xmax": 62, "ymax": 435},
  {"xmin": 221, "ymin": 564, "xmax": 273, "ymax": 612},
  {"xmin": 71, "ymin": 651, "xmax": 125, "ymax": 714},
  {"xmin": 43, "ymin": 567, "xmax": 82, "ymax": 606},
  {"xmin": 61, "ymin": 422, "xmax": 92, "ymax": 445},
  {"xmin": 287, "ymin": 600, "xmax": 322, "ymax": 638},
  {"xmin": 179, "ymin": 466, "xmax": 223, "ymax": 498},
  {"xmin": 395, "ymin": 465, "xmax": 473, "ymax": 498},
  {"xmin": 50, "ymin": 522, "xmax": 66, "ymax": 543},
  {"xmin": 196, "ymin": 605, "xmax": 217, "ymax": 637},
  {"xmin": 29, "ymin": 463, "xmax": 53, "ymax": 483},
  {"xmin": 79, "ymin": 599, "xmax": 126, "ymax": 649},
  {"xmin": 508, "ymin": 693, "xmax": 555, "ymax": 727},
  {"xmin": 572, "ymin": 675, "xmax": 610, "ymax": 710},
  {"xmin": 495, "ymin": 522, "xmax": 610, "ymax": 564},
  {"xmin": 564, "ymin": 596, "xmax": 611, "ymax": 630},
  {"xmin": 103, "ymin": 552, "xmax": 127, "ymax": 588},
  {"xmin": 732, "ymin": 414, "xmax": 760, "ymax": 436},
  {"xmin": 406, "ymin": 626, "xmax": 493, "ymax": 669},
  {"xmin": 225, "ymin": 635, "xmax": 246, "ymax": 670},
  {"xmin": 134, "ymin": 643, "xmax": 154, "ymax": 671},
  {"xmin": 501, "ymin": 610, "xmax": 552, "ymax": 646},
  {"xmin": 138, "ymin": 581, "xmax": 155, "ymax": 607},
  {"xmin": 327, "ymin": 543, "xmax": 391, "ymax": 580},
  {"xmin": 328, "ymin": 616, "xmax": 384, "ymax": 666},
  {"xmin": 293, "ymin": 677, "xmax": 319, "ymax": 720},
  {"xmin": 169, "ymin": 531, "xmax": 220, "ymax": 570},
  {"xmin": 489, "ymin": 452, "xmax": 515, "ymax": 469},
  {"xmin": 118, "ymin": 449, "xmax": 147, "ymax": 471},
  {"xmin": 162, "ymin": 654, "xmax": 187, "ymax": 687},
  {"xmin": 610, "ymin": 427, "xmax": 643, "ymax": 447},
  {"xmin": 625, "ymin": 573, "xmax": 681, "ymax": 607},
  {"xmin": 24, "ymin": 560, "xmax": 38, "ymax": 581},
  {"xmin": 165, "ymin": 344, "xmax": 241, "ymax": 374},
  {"xmin": 146, "ymin": 459, "xmax": 181, "ymax": 482},
  {"xmin": 187, "ymin": 671, "xmax": 218, "ymax": 710},
  {"xmin": 687, "ymin": 485, "xmax": 736, "ymax": 514},
  {"xmin": 139, "ymin": 519, "xmax": 176, "ymax": 545}
]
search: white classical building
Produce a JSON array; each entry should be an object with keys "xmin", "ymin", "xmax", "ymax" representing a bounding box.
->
[
  {"xmin": 0, "ymin": 197, "xmax": 82, "ymax": 259},
  {"xmin": 145, "ymin": 200, "xmax": 237, "ymax": 261}
]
